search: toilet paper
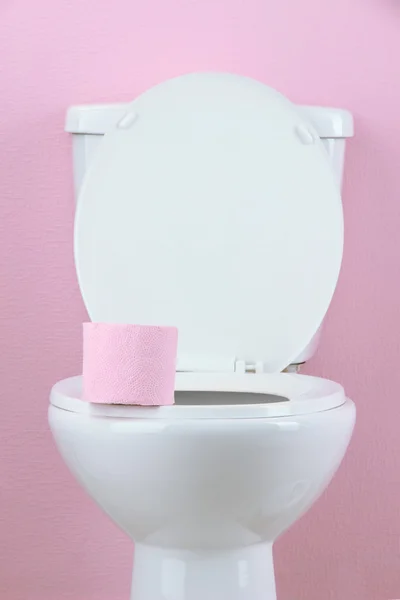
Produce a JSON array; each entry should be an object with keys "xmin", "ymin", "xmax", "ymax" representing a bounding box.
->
[{"xmin": 82, "ymin": 323, "xmax": 178, "ymax": 405}]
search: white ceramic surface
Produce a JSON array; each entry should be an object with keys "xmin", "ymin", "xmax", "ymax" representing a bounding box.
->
[
  {"xmin": 49, "ymin": 75, "xmax": 356, "ymax": 599},
  {"xmin": 49, "ymin": 381, "xmax": 355, "ymax": 600}
]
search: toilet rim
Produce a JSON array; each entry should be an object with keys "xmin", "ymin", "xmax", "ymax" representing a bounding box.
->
[{"xmin": 50, "ymin": 373, "xmax": 346, "ymax": 419}]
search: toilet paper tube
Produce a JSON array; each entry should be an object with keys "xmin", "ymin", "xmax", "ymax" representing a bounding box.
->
[{"xmin": 82, "ymin": 323, "xmax": 178, "ymax": 405}]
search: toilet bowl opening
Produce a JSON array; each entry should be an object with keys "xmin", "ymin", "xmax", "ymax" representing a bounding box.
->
[{"xmin": 174, "ymin": 391, "xmax": 289, "ymax": 406}]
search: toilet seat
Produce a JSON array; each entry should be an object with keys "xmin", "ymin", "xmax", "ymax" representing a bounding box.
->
[
  {"xmin": 50, "ymin": 373, "xmax": 346, "ymax": 418},
  {"xmin": 74, "ymin": 72, "xmax": 343, "ymax": 375}
]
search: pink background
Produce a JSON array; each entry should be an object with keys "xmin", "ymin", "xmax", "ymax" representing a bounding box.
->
[{"xmin": 0, "ymin": 0, "xmax": 399, "ymax": 598}]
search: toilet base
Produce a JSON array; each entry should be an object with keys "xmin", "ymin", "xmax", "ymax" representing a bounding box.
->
[{"xmin": 130, "ymin": 543, "xmax": 276, "ymax": 600}]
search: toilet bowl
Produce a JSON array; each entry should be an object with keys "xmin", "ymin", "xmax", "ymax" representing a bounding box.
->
[
  {"xmin": 49, "ymin": 72, "xmax": 355, "ymax": 599},
  {"xmin": 50, "ymin": 374, "xmax": 355, "ymax": 599}
]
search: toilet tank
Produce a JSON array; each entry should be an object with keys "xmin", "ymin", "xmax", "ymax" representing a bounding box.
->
[{"xmin": 65, "ymin": 101, "xmax": 354, "ymax": 367}]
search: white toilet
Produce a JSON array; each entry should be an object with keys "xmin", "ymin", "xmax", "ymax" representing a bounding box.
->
[{"xmin": 49, "ymin": 72, "xmax": 355, "ymax": 600}]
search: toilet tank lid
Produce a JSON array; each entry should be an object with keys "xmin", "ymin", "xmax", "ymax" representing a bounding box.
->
[
  {"xmin": 299, "ymin": 106, "xmax": 354, "ymax": 138},
  {"xmin": 65, "ymin": 103, "xmax": 130, "ymax": 135},
  {"xmin": 65, "ymin": 102, "xmax": 354, "ymax": 139}
]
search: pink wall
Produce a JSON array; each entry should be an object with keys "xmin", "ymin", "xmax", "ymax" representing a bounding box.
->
[{"xmin": 0, "ymin": 0, "xmax": 399, "ymax": 598}]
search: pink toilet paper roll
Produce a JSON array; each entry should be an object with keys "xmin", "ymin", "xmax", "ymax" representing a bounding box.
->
[{"xmin": 82, "ymin": 323, "xmax": 178, "ymax": 405}]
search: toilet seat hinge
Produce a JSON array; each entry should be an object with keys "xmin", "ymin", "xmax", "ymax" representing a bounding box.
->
[
  {"xmin": 176, "ymin": 356, "xmax": 265, "ymax": 374},
  {"xmin": 234, "ymin": 360, "xmax": 265, "ymax": 374}
]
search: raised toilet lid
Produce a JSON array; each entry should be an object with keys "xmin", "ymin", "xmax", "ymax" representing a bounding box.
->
[{"xmin": 75, "ymin": 72, "xmax": 343, "ymax": 374}]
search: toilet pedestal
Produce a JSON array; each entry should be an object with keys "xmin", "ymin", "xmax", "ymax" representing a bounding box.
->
[{"xmin": 131, "ymin": 543, "xmax": 276, "ymax": 600}]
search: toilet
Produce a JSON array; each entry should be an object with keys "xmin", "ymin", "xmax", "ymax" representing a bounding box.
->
[{"xmin": 49, "ymin": 72, "xmax": 356, "ymax": 600}]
